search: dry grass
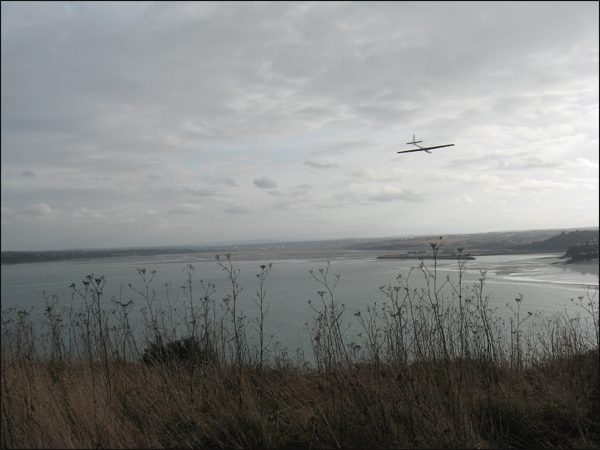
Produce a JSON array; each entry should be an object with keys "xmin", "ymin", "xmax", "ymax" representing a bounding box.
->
[{"xmin": 2, "ymin": 352, "xmax": 597, "ymax": 449}]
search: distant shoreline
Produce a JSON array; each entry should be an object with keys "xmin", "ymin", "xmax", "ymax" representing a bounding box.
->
[
  {"xmin": 3, "ymin": 227, "xmax": 597, "ymax": 265},
  {"xmin": 376, "ymin": 254, "xmax": 476, "ymax": 260},
  {"xmin": 2, "ymin": 248, "xmax": 587, "ymax": 266}
]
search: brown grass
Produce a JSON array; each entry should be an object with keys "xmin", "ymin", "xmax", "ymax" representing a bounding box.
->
[{"xmin": 2, "ymin": 352, "xmax": 597, "ymax": 449}]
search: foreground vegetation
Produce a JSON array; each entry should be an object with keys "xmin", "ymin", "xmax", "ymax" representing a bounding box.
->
[{"xmin": 2, "ymin": 242, "xmax": 598, "ymax": 448}]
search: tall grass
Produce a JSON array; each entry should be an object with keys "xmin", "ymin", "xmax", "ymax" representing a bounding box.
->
[{"xmin": 2, "ymin": 244, "xmax": 598, "ymax": 448}]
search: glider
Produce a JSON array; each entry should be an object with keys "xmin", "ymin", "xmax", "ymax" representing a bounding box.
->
[{"xmin": 398, "ymin": 134, "xmax": 454, "ymax": 154}]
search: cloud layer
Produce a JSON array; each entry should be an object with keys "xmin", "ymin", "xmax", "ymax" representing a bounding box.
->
[{"xmin": 1, "ymin": 2, "xmax": 598, "ymax": 250}]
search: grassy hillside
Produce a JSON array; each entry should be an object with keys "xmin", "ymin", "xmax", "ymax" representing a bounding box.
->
[{"xmin": 513, "ymin": 229, "xmax": 599, "ymax": 253}]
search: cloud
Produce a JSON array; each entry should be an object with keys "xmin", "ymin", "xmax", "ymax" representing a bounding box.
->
[
  {"xmin": 253, "ymin": 177, "xmax": 278, "ymax": 189},
  {"xmin": 184, "ymin": 187, "xmax": 216, "ymax": 197},
  {"xmin": 566, "ymin": 158, "xmax": 599, "ymax": 170},
  {"xmin": 169, "ymin": 203, "xmax": 203, "ymax": 214},
  {"xmin": 485, "ymin": 199, "xmax": 508, "ymax": 205},
  {"xmin": 1, "ymin": 207, "xmax": 14, "ymax": 225},
  {"xmin": 224, "ymin": 204, "xmax": 251, "ymax": 214},
  {"xmin": 350, "ymin": 168, "xmax": 408, "ymax": 181},
  {"xmin": 158, "ymin": 186, "xmax": 216, "ymax": 197},
  {"xmin": 460, "ymin": 195, "xmax": 475, "ymax": 203},
  {"xmin": 272, "ymin": 201, "xmax": 294, "ymax": 210},
  {"xmin": 493, "ymin": 155, "xmax": 560, "ymax": 170},
  {"xmin": 515, "ymin": 178, "xmax": 570, "ymax": 192},
  {"xmin": 367, "ymin": 186, "xmax": 424, "ymax": 203},
  {"xmin": 304, "ymin": 160, "xmax": 338, "ymax": 169},
  {"xmin": 264, "ymin": 183, "xmax": 314, "ymax": 199},
  {"xmin": 20, "ymin": 203, "xmax": 53, "ymax": 216},
  {"xmin": 0, "ymin": 2, "xmax": 597, "ymax": 250},
  {"xmin": 211, "ymin": 176, "xmax": 239, "ymax": 187},
  {"xmin": 72, "ymin": 206, "xmax": 102, "ymax": 219}
]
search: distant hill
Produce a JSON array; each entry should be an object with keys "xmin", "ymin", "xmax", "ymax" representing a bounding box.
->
[
  {"xmin": 564, "ymin": 241, "xmax": 599, "ymax": 261},
  {"xmin": 343, "ymin": 229, "xmax": 575, "ymax": 252},
  {"xmin": 512, "ymin": 229, "xmax": 599, "ymax": 253}
]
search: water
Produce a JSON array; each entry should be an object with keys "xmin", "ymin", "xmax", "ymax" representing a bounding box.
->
[{"xmin": 1, "ymin": 253, "xmax": 598, "ymax": 356}]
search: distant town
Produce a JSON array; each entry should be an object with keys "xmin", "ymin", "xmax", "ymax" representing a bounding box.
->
[{"xmin": 1, "ymin": 227, "xmax": 598, "ymax": 265}]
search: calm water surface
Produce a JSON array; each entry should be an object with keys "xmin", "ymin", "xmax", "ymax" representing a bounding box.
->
[{"xmin": 2, "ymin": 253, "xmax": 598, "ymax": 354}]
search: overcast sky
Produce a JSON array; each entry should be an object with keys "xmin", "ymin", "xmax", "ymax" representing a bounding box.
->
[{"xmin": 2, "ymin": 1, "xmax": 598, "ymax": 251}]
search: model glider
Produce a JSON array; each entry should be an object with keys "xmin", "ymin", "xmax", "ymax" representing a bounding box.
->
[{"xmin": 398, "ymin": 135, "xmax": 454, "ymax": 154}]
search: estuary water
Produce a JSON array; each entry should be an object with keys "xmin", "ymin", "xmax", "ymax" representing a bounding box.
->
[{"xmin": 1, "ymin": 253, "xmax": 598, "ymax": 356}]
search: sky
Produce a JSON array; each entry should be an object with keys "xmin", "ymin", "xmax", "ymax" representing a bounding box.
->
[{"xmin": 1, "ymin": 1, "xmax": 598, "ymax": 252}]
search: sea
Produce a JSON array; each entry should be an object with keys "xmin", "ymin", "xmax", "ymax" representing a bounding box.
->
[{"xmin": 1, "ymin": 252, "xmax": 598, "ymax": 357}]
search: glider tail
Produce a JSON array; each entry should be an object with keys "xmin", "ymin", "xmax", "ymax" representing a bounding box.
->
[{"xmin": 407, "ymin": 134, "xmax": 423, "ymax": 146}]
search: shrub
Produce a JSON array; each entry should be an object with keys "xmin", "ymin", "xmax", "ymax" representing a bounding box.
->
[{"xmin": 142, "ymin": 336, "xmax": 216, "ymax": 366}]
